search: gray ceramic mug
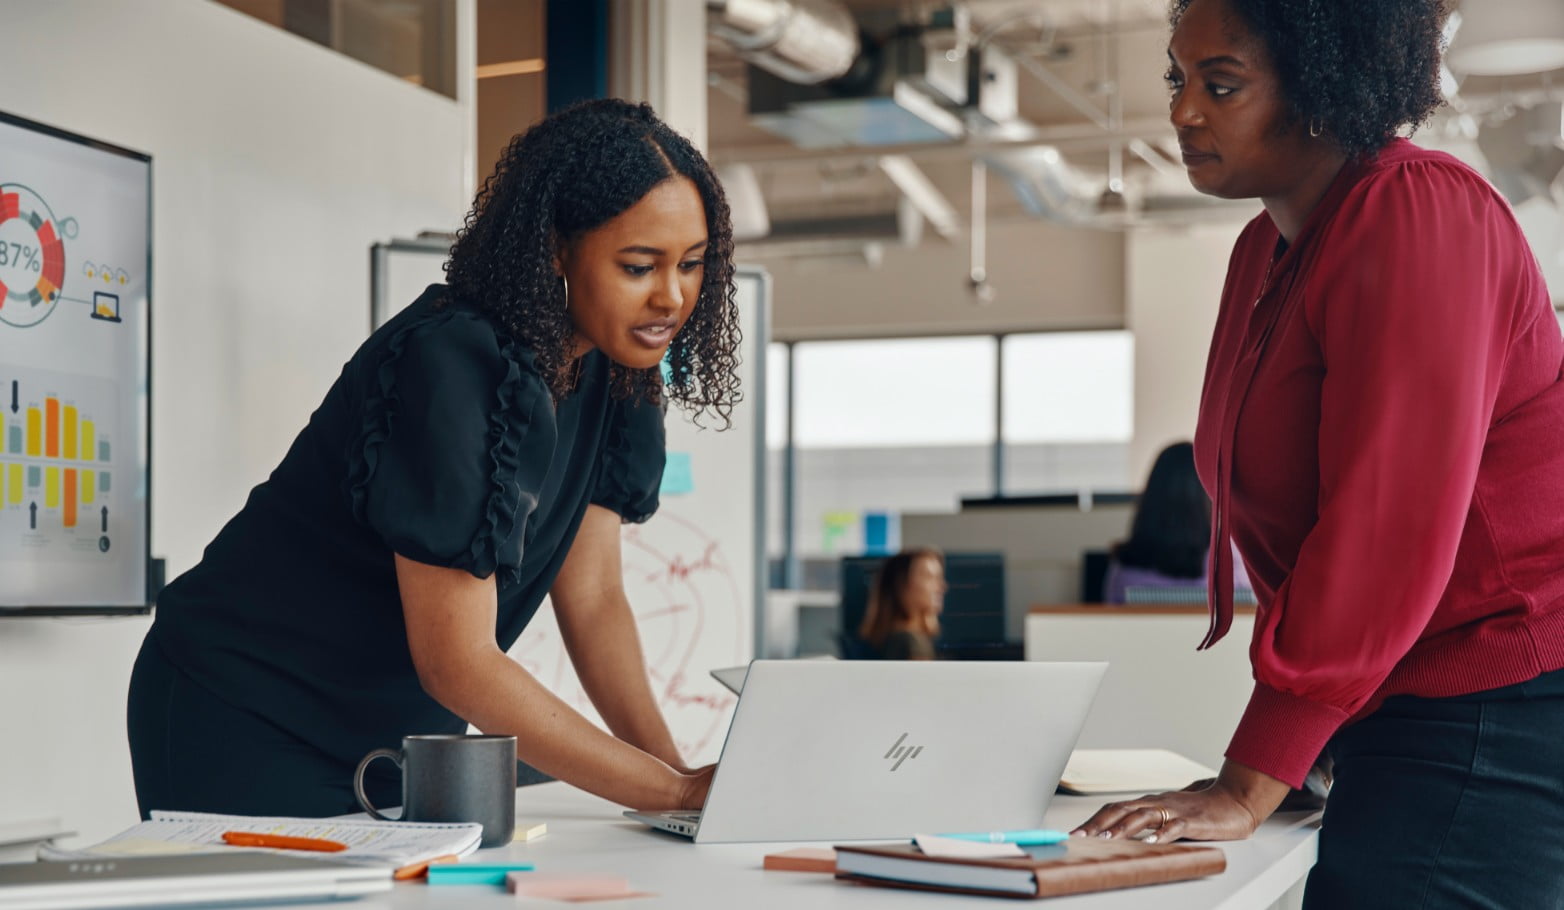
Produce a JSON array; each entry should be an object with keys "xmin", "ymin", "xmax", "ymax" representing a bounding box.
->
[{"xmin": 353, "ymin": 734, "xmax": 517, "ymax": 848}]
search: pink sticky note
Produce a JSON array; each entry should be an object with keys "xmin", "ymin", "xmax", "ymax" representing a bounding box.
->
[{"xmin": 506, "ymin": 873, "xmax": 652, "ymax": 902}]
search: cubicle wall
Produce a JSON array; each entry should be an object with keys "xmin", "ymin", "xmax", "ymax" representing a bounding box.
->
[{"xmin": 1026, "ymin": 607, "xmax": 1254, "ymax": 770}]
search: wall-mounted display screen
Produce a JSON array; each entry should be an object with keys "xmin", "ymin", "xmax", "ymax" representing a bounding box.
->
[{"xmin": 0, "ymin": 110, "xmax": 151, "ymax": 614}]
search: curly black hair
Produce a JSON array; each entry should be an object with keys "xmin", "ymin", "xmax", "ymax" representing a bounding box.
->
[
  {"xmin": 1170, "ymin": 0, "xmax": 1448, "ymax": 160},
  {"xmin": 443, "ymin": 98, "xmax": 741, "ymax": 427}
]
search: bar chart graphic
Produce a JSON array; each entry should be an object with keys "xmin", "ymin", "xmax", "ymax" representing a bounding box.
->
[{"xmin": 0, "ymin": 366, "xmax": 116, "ymax": 556}]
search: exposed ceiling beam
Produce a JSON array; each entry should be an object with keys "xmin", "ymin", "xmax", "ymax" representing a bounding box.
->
[
  {"xmin": 713, "ymin": 116, "xmax": 1174, "ymax": 167},
  {"xmin": 879, "ymin": 155, "xmax": 962, "ymax": 239}
]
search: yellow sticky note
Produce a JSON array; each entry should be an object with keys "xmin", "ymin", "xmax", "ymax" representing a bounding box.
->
[{"xmin": 512, "ymin": 822, "xmax": 547, "ymax": 843}]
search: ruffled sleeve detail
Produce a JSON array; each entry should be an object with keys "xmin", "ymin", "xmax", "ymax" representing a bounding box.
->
[
  {"xmin": 591, "ymin": 392, "xmax": 666, "ymax": 524},
  {"xmin": 345, "ymin": 310, "xmax": 556, "ymax": 587}
]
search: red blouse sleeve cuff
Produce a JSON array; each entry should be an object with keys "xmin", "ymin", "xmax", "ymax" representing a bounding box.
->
[{"xmin": 1224, "ymin": 682, "xmax": 1351, "ymax": 788}]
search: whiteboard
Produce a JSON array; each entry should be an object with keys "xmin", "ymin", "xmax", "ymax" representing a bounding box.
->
[{"xmin": 371, "ymin": 243, "xmax": 766, "ymax": 765}]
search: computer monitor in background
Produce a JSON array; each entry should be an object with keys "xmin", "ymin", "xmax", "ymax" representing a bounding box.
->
[
  {"xmin": 1081, "ymin": 548, "xmax": 1111, "ymax": 603},
  {"xmin": 839, "ymin": 552, "xmax": 1007, "ymax": 657}
]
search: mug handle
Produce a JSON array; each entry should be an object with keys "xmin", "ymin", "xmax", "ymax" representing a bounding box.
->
[{"xmin": 353, "ymin": 748, "xmax": 403, "ymax": 820}]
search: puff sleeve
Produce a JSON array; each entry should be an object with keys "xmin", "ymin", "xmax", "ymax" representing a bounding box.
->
[
  {"xmin": 347, "ymin": 311, "xmax": 557, "ymax": 586},
  {"xmin": 590, "ymin": 392, "xmax": 666, "ymax": 524}
]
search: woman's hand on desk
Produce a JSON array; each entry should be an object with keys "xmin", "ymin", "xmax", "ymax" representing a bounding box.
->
[
  {"xmin": 1070, "ymin": 760, "xmax": 1290, "ymax": 843},
  {"xmin": 676, "ymin": 764, "xmax": 717, "ymax": 809}
]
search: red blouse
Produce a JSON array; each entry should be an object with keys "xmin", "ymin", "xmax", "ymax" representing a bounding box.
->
[{"xmin": 1193, "ymin": 139, "xmax": 1564, "ymax": 788}]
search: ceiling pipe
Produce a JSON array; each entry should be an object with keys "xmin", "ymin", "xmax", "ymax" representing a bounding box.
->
[{"xmin": 706, "ymin": 0, "xmax": 859, "ymax": 85}]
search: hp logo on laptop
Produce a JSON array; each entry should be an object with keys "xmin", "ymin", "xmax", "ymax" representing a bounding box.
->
[{"xmin": 884, "ymin": 733, "xmax": 922, "ymax": 771}]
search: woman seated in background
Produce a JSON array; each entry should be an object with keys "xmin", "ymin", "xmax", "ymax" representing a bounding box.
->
[
  {"xmin": 857, "ymin": 547, "xmax": 946, "ymax": 660},
  {"xmin": 1104, "ymin": 441, "xmax": 1248, "ymax": 604}
]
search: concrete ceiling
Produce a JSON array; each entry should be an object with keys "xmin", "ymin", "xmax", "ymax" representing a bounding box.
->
[{"xmin": 707, "ymin": 0, "xmax": 1564, "ymax": 246}]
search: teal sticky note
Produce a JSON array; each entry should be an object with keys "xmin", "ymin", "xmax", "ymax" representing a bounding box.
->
[
  {"xmin": 661, "ymin": 451, "xmax": 694, "ymax": 496},
  {"xmin": 427, "ymin": 863, "xmax": 535, "ymax": 885}
]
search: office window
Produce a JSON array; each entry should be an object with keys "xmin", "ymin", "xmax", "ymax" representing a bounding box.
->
[
  {"xmin": 791, "ymin": 337, "xmax": 996, "ymax": 558},
  {"xmin": 214, "ymin": 0, "xmax": 459, "ymax": 99},
  {"xmin": 1002, "ymin": 331, "xmax": 1133, "ymax": 493}
]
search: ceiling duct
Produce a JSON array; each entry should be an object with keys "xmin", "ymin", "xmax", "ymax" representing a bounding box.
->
[
  {"xmin": 707, "ymin": 0, "xmax": 859, "ymax": 86},
  {"xmin": 1446, "ymin": 1, "xmax": 1564, "ymax": 77},
  {"xmin": 737, "ymin": 12, "xmax": 1112, "ymax": 224},
  {"xmin": 742, "ymin": 29, "xmax": 979, "ymax": 147}
]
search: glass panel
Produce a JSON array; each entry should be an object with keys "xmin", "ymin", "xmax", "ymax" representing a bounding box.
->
[
  {"xmin": 1002, "ymin": 331, "xmax": 1133, "ymax": 444},
  {"xmin": 766, "ymin": 342, "xmax": 789, "ymax": 449},
  {"xmin": 1003, "ymin": 442, "xmax": 1133, "ymax": 495},
  {"xmin": 214, "ymin": 0, "xmax": 458, "ymax": 99},
  {"xmin": 794, "ymin": 337, "xmax": 997, "ymax": 448},
  {"xmin": 794, "ymin": 444, "xmax": 992, "ymax": 559},
  {"xmin": 765, "ymin": 343, "xmax": 789, "ymax": 567}
]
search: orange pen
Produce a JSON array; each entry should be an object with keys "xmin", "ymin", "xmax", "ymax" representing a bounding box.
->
[
  {"xmin": 393, "ymin": 854, "xmax": 460, "ymax": 881},
  {"xmin": 221, "ymin": 831, "xmax": 348, "ymax": 853}
]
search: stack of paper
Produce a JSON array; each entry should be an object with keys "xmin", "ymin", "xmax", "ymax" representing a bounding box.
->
[
  {"xmin": 507, "ymin": 873, "xmax": 653, "ymax": 901},
  {"xmin": 39, "ymin": 811, "xmax": 483, "ymax": 872},
  {"xmin": 1058, "ymin": 749, "xmax": 1218, "ymax": 795}
]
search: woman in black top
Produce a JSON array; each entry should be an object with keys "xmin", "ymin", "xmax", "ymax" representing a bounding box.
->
[{"xmin": 127, "ymin": 100, "xmax": 741, "ymax": 818}]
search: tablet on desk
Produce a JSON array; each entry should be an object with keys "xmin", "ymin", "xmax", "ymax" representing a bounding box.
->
[{"xmin": 0, "ymin": 852, "xmax": 390, "ymax": 909}]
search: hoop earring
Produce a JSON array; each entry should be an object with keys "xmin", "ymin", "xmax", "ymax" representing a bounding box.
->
[
  {"xmin": 1308, "ymin": 117, "xmax": 1323, "ymax": 138},
  {"xmin": 559, "ymin": 274, "xmax": 570, "ymax": 308}
]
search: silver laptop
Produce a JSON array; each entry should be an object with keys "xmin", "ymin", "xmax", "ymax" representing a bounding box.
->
[
  {"xmin": 709, "ymin": 665, "xmax": 748, "ymax": 695},
  {"xmin": 627, "ymin": 659, "xmax": 1106, "ymax": 843}
]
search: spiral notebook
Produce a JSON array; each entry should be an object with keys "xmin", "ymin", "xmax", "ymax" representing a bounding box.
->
[{"xmin": 38, "ymin": 811, "xmax": 482, "ymax": 872}]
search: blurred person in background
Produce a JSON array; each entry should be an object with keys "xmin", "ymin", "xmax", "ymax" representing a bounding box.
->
[{"xmin": 858, "ymin": 548, "xmax": 946, "ymax": 660}]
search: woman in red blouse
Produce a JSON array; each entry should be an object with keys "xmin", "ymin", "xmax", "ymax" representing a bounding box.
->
[{"xmin": 1074, "ymin": 1, "xmax": 1564, "ymax": 905}]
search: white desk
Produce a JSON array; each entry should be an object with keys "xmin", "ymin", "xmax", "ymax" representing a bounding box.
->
[{"xmin": 289, "ymin": 783, "xmax": 1317, "ymax": 910}]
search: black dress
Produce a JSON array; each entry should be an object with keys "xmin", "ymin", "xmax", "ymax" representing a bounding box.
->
[{"xmin": 126, "ymin": 285, "xmax": 665, "ymax": 817}]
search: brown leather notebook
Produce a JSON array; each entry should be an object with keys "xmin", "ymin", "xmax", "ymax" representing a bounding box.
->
[{"xmin": 834, "ymin": 838, "xmax": 1226, "ymax": 899}]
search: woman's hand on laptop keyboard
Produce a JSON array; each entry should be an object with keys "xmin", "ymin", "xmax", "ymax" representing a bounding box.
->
[{"xmin": 677, "ymin": 764, "xmax": 717, "ymax": 810}]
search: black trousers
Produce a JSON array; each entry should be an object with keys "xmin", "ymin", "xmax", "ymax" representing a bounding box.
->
[
  {"xmin": 125, "ymin": 632, "xmax": 401, "ymax": 819},
  {"xmin": 1304, "ymin": 667, "xmax": 1564, "ymax": 909}
]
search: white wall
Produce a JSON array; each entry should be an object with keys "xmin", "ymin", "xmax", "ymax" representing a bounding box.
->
[
  {"xmin": 0, "ymin": 0, "xmax": 474, "ymax": 845},
  {"xmin": 1125, "ymin": 219, "xmax": 1249, "ymax": 483}
]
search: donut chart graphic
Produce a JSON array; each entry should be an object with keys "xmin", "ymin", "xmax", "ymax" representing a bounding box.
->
[{"xmin": 0, "ymin": 183, "xmax": 67, "ymax": 328}]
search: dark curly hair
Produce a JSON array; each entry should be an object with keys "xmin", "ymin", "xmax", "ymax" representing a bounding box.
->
[
  {"xmin": 443, "ymin": 98, "xmax": 741, "ymax": 427},
  {"xmin": 1170, "ymin": 0, "xmax": 1448, "ymax": 160},
  {"xmin": 1113, "ymin": 442, "xmax": 1208, "ymax": 579}
]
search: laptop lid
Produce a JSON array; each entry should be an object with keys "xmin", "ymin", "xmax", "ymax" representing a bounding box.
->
[
  {"xmin": 709, "ymin": 665, "xmax": 747, "ymax": 695},
  {"xmin": 692, "ymin": 660, "xmax": 1106, "ymax": 843}
]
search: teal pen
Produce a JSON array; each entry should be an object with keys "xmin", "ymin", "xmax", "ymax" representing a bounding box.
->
[
  {"xmin": 937, "ymin": 829, "xmax": 1069, "ymax": 846},
  {"xmin": 426, "ymin": 863, "xmax": 535, "ymax": 886}
]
